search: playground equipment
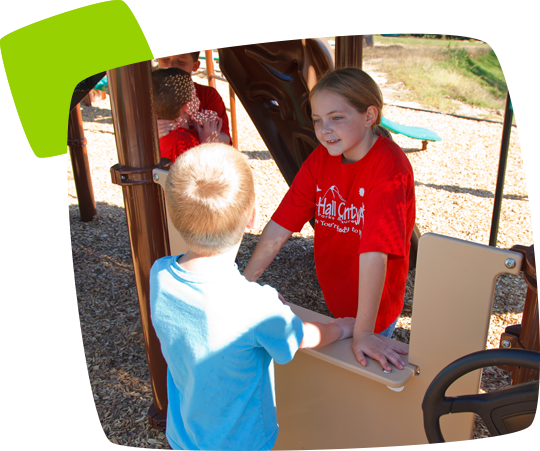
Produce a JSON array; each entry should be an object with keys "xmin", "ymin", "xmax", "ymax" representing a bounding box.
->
[
  {"xmin": 92, "ymin": 35, "xmax": 537, "ymax": 445},
  {"xmin": 67, "ymin": 105, "xmax": 96, "ymax": 222},
  {"xmin": 153, "ymin": 165, "xmax": 537, "ymax": 447},
  {"xmin": 498, "ymin": 244, "xmax": 539, "ymax": 381},
  {"xmin": 422, "ymin": 348, "xmax": 539, "ymax": 443},
  {"xmin": 381, "ymin": 115, "xmax": 442, "ymax": 150}
]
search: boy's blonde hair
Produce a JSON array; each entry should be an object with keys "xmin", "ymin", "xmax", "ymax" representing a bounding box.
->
[
  {"xmin": 165, "ymin": 143, "xmax": 255, "ymax": 255},
  {"xmin": 310, "ymin": 67, "xmax": 392, "ymax": 139}
]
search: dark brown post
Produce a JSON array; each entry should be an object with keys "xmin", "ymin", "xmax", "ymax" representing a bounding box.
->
[
  {"xmin": 335, "ymin": 36, "xmax": 363, "ymax": 69},
  {"xmin": 499, "ymin": 244, "xmax": 538, "ymax": 384},
  {"xmin": 229, "ymin": 85, "xmax": 238, "ymax": 149},
  {"xmin": 107, "ymin": 61, "xmax": 170, "ymax": 428},
  {"xmin": 489, "ymin": 92, "xmax": 513, "ymax": 247},
  {"xmin": 68, "ymin": 104, "xmax": 97, "ymax": 222},
  {"xmin": 83, "ymin": 92, "xmax": 92, "ymax": 107}
]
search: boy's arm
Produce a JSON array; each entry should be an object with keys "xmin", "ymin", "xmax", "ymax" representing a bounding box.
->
[
  {"xmin": 243, "ymin": 220, "xmax": 293, "ymax": 282},
  {"xmin": 299, "ymin": 317, "xmax": 355, "ymax": 349},
  {"xmin": 194, "ymin": 117, "xmax": 230, "ymax": 144},
  {"xmin": 198, "ymin": 84, "xmax": 231, "ymax": 143},
  {"xmin": 216, "ymin": 132, "xmax": 231, "ymax": 144},
  {"xmin": 352, "ymin": 252, "xmax": 407, "ymax": 372}
]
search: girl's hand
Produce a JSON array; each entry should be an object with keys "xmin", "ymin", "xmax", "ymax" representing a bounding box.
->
[
  {"xmin": 330, "ymin": 317, "xmax": 355, "ymax": 340},
  {"xmin": 157, "ymin": 118, "xmax": 176, "ymax": 138},
  {"xmin": 194, "ymin": 117, "xmax": 222, "ymax": 143},
  {"xmin": 352, "ymin": 331, "xmax": 407, "ymax": 372}
]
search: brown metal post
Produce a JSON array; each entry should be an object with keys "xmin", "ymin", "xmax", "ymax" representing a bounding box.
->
[
  {"xmin": 68, "ymin": 104, "xmax": 97, "ymax": 222},
  {"xmin": 83, "ymin": 92, "xmax": 92, "ymax": 107},
  {"xmin": 107, "ymin": 61, "xmax": 170, "ymax": 428},
  {"xmin": 229, "ymin": 85, "xmax": 238, "ymax": 149},
  {"xmin": 335, "ymin": 36, "xmax": 363, "ymax": 69},
  {"xmin": 205, "ymin": 50, "xmax": 216, "ymax": 89},
  {"xmin": 499, "ymin": 244, "xmax": 538, "ymax": 383}
]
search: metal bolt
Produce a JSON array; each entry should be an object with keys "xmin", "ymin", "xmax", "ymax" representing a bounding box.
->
[
  {"xmin": 382, "ymin": 369, "xmax": 391, "ymax": 374},
  {"xmin": 153, "ymin": 173, "xmax": 159, "ymax": 182},
  {"xmin": 121, "ymin": 175, "xmax": 127, "ymax": 181},
  {"xmin": 501, "ymin": 340, "xmax": 511, "ymax": 348},
  {"xmin": 505, "ymin": 258, "xmax": 516, "ymax": 269}
]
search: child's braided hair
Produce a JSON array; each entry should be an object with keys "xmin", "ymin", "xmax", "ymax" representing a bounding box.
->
[{"xmin": 152, "ymin": 67, "xmax": 194, "ymax": 120}]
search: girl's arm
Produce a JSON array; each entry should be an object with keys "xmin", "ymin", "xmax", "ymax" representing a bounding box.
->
[
  {"xmin": 243, "ymin": 220, "xmax": 293, "ymax": 282},
  {"xmin": 352, "ymin": 252, "xmax": 408, "ymax": 372}
]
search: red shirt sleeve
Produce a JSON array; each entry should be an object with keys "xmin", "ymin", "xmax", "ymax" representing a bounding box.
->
[
  {"xmin": 173, "ymin": 131, "xmax": 200, "ymax": 163},
  {"xmin": 194, "ymin": 83, "xmax": 231, "ymax": 141},
  {"xmin": 159, "ymin": 128, "xmax": 200, "ymax": 164},
  {"xmin": 357, "ymin": 156, "xmax": 413, "ymax": 260},
  {"xmin": 271, "ymin": 148, "xmax": 320, "ymax": 232}
]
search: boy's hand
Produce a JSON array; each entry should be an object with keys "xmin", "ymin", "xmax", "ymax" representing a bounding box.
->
[
  {"xmin": 330, "ymin": 317, "xmax": 355, "ymax": 340},
  {"xmin": 352, "ymin": 331, "xmax": 407, "ymax": 372},
  {"xmin": 195, "ymin": 117, "xmax": 222, "ymax": 143},
  {"xmin": 157, "ymin": 119, "xmax": 176, "ymax": 138}
]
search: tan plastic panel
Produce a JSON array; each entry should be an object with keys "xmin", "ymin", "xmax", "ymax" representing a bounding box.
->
[
  {"xmin": 273, "ymin": 233, "xmax": 523, "ymax": 449},
  {"xmin": 152, "ymin": 168, "xmax": 189, "ymax": 256},
  {"xmin": 287, "ymin": 303, "xmax": 417, "ymax": 388}
]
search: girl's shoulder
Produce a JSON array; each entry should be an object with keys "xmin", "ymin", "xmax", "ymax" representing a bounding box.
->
[
  {"xmin": 300, "ymin": 143, "xmax": 332, "ymax": 169},
  {"xmin": 372, "ymin": 136, "xmax": 413, "ymax": 171}
]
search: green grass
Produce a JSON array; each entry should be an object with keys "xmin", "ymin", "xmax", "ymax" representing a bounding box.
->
[
  {"xmin": 363, "ymin": 36, "xmax": 507, "ymax": 115},
  {"xmin": 326, "ymin": 35, "xmax": 508, "ymax": 117},
  {"xmin": 376, "ymin": 35, "xmax": 486, "ymax": 48}
]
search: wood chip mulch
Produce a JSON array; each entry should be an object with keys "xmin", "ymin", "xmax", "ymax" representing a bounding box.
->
[{"xmin": 68, "ymin": 72, "xmax": 533, "ymax": 447}]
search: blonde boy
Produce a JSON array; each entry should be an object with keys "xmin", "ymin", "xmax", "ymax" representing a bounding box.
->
[{"xmin": 150, "ymin": 143, "xmax": 354, "ymax": 450}]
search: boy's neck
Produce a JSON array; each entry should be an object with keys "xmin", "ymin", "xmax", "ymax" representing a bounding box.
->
[{"xmin": 177, "ymin": 243, "xmax": 240, "ymax": 273}]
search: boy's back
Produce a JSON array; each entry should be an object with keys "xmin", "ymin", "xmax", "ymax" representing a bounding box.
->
[
  {"xmin": 149, "ymin": 143, "xmax": 353, "ymax": 450},
  {"xmin": 150, "ymin": 254, "xmax": 303, "ymax": 450}
]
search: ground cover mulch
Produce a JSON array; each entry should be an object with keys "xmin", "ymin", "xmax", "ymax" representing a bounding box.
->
[{"xmin": 68, "ymin": 70, "xmax": 533, "ymax": 447}]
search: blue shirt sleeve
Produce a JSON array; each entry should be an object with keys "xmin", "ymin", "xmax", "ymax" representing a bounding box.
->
[{"xmin": 254, "ymin": 286, "xmax": 304, "ymax": 365}]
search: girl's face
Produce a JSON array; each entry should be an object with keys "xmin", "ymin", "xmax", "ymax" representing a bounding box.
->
[{"xmin": 311, "ymin": 90, "xmax": 378, "ymax": 164}]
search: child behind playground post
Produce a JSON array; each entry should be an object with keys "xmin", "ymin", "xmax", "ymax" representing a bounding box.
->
[
  {"xmin": 150, "ymin": 143, "xmax": 355, "ymax": 450},
  {"xmin": 156, "ymin": 52, "xmax": 231, "ymax": 145},
  {"xmin": 152, "ymin": 67, "xmax": 200, "ymax": 163},
  {"xmin": 243, "ymin": 67, "xmax": 415, "ymax": 373}
]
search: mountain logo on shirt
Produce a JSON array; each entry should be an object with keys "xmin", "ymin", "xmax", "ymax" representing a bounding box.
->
[{"xmin": 316, "ymin": 185, "xmax": 365, "ymax": 227}]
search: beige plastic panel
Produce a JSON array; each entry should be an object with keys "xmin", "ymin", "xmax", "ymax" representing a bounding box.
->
[
  {"xmin": 152, "ymin": 168, "xmax": 189, "ymax": 256},
  {"xmin": 273, "ymin": 233, "xmax": 523, "ymax": 449},
  {"xmin": 286, "ymin": 303, "xmax": 417, "ymax": 388}
]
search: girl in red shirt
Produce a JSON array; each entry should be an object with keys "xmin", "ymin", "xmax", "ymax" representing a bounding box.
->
[{"xmin": 243, "ymin": 67, "xmax": 415, "ymax": 373}]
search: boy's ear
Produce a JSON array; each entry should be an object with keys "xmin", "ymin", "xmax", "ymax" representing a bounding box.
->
[
  {"xmin": 246, "ymin": 205, "xmax": 257, "ymax": 230},
  {"xmin": 192, "ymin": 60, "xmax": 201, "ymax": 72}
]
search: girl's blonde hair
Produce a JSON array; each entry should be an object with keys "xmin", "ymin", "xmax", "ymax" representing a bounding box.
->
[
  {"xmin": 309, "ymin": 67, "xmax": 392, "ymax": 139},
  {"xmin": 165, "ymin": 143, "xmax": 256, "ymax": 255}
]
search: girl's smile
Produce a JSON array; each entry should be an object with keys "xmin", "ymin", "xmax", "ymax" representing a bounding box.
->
[{"xmin": 311, "ymin": 90, "xmax": 379, "ymax": 164}]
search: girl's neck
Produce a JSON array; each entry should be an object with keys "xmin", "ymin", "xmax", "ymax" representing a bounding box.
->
[{"xmin": 342, "ymin": 130, "xmax": 379, "ymax": 164}]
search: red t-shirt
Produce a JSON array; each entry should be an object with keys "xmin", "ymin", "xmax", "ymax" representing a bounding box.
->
[
  {"xmin": 159, "ymin": 127, "xmax": 200, "ymax": 163},
  {"xmin": 272, "ymin": 136, "xmax": 416, "ymax": 333},
  {"xmin": 193, "ymin": 83, "xmax": 231, "ymax": 143}
]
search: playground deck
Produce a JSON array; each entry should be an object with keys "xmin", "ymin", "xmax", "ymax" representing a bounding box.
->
[{"xmin": 68, "ymin": 76, "xmax": 531, "ymax": 447}]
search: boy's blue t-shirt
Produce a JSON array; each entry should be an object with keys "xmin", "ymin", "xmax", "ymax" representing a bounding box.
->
[{"xmin": 150, "ymin": 255, "xmax": 304, "ymax": 450}]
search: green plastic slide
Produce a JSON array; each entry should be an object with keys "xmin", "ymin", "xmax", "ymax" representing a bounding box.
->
[{"xmin": 381, "ymin": 116, "xmax": 442, "ymax": 142}]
